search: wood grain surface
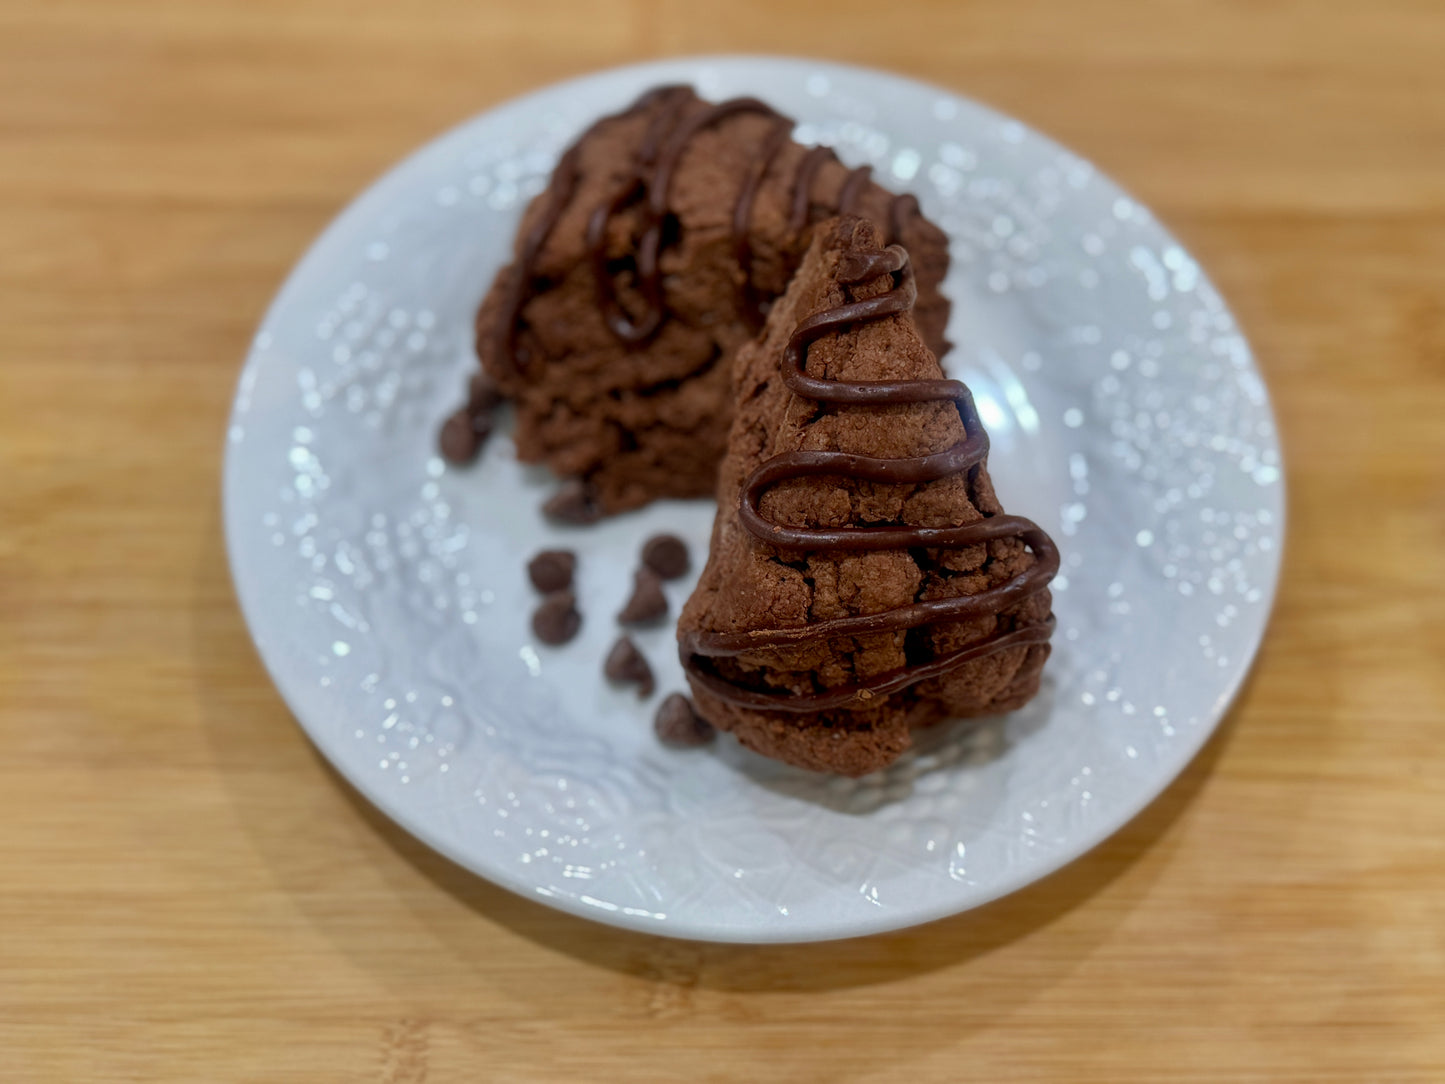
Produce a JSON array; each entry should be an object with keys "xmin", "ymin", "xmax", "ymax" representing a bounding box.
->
[{"xmin": 3, "ymin": 1, "xmax": 1443, "ymax": 1080}]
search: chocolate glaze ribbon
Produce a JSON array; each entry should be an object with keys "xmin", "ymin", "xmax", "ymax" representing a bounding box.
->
[
  {"xmin": 488, "ymin": 85, "xmax": 924, "ymax": 372},
  {"xmin": 682, "ymin": 244, "xmax": 1059, "ymax": 713},
  {"xmin": 732, "ymin": 120, "xmax": 795, "ymax": 329}
]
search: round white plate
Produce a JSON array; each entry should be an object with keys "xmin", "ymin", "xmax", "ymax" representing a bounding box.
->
[{"xmin": 224, "ymin": 56, "xmax": 1283, "ymax": 943}]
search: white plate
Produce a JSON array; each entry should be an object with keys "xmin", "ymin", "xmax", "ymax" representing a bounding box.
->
[{"xmin": 224, "ymin": 57, "xmax": 1283, "ymax": 943}]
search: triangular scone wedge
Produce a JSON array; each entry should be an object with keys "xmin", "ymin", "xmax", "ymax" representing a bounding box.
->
[{"xmin": 678, "ymin": 216, "xmax": 1058, "ymax": 776}]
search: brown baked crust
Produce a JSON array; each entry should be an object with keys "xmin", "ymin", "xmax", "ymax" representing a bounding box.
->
[
  {"xmin": 677, "ymin": 217, "xmax": 1054, "ymax": 776},
  {"xmin": 473, "ymin": 86, "xmax": 952, "ymax": 515}
]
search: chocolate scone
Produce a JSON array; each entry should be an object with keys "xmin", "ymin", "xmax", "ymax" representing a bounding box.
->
[
  {"xmin": 677, "ymin": 216, "xmax": 1058, "ymax": 776},
  {"xmin": 472, "ymin": 84, "xmax": 952, "ymax": 515}
]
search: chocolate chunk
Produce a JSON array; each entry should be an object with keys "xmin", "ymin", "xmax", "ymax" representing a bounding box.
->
[
  {"xmin": 468, "ymin": 369, "xmax": 503, "ymax": 414},
  {"xmin": 641, "ymin": 534, "xmax": 690, "ymax": 580},
  {"xmin": 438, "ymin": 408, "xmax": 490, "ymax": 465},
  {"xmin": 617, "ymin": 568, "xmax": 668, "ymax": 625},
  {"xmin": 653, "ymin": 693, "xmax": 714, "ymax": 747},
  {"xmin": 603, "ymin": 636, "xmax": 655, "ymax": 697},
  {"xmin": 527, "ymin": 549, "xmax": 576, "ymax": 593},
  {"xmin": 531, "ymin": 590, "xmax": 581, "ymax": 645},
  {"xmin": 542, "ymin": 479, "xmax": 601, "ymax": 525}
]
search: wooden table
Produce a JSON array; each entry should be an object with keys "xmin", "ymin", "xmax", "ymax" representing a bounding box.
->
[{"xmin": 4, "ymin": 2, "xmax": 1443, "ymax": 1079}]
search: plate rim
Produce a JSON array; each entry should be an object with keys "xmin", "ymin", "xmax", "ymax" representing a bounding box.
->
[{"xmin": 223, "ymin": 53, "xmax": 1286, "ymax": 943}]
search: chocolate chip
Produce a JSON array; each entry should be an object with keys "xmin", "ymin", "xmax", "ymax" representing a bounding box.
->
[
  {"xmin": 468, "ymin": 370, "xmax": 503, "ymax": 414},
  {"xmin": 543, "ymin": 479, "xmax": 601, "ymax": 525},
  {"xmin": 438, "ymin": 408, "xmax": 490, "ymax": 465},
  {"xmin": 654, "ymin": 693, "xmax": 714, "ymax": 747},
  {"xmin": 531, "ymin": 590, "xmax": 581, "ymax": 645},
  {"xmin": 617, "ymin": 568, "xmax": 668, "ymax": 625},
  {"xmin": 603, "ymin": 636, "xmax": 654, "ymax": 698},
  {"xmin": 527, "ymin": 549, "xmax": 576, "ymax": 593},
  {"xmin": 640, "ymin": 534, "xmax": 690, "ymax": 579}
]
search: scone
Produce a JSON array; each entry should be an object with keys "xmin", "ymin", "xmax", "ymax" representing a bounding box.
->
[
  {"xmin": 677, "ymin": 216, "xmax": 1058, "ymax": 776},
  {"xmin": 471, "ymin": 84, "xmax": 952, "ymax": 515}
]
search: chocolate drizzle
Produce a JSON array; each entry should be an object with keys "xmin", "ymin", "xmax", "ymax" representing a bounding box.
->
[
  {"xmin": 589, "ymin": 95, "xmax": 781, "ymax": 342},
  {"xmin": 837, "ymin": 165, "xmax": 873, "ymax": 214},
  {"xmin": 681, "ymin": 243, "xmax": 1059, "ymax": 713},
  {"xmin": 787, "ymin": 146, "xmax": 835, "ymax": 234},
  {"xmin": 732, "ymin": 120, "xmax": 794, "ymax": 329},
  {"xmin": 488, "ymin": 85, "xmax": 924, "ymax": 372},
  {"xmin": 490, "ymin": 84, "xmax": 688, "ymax": 372}
]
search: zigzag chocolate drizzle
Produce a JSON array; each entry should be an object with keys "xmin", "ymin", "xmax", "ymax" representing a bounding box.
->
[
  {"xmin": 488, "ymin": 86, "xmax": 924, "ymax": 370},
  {"xmin": 681, "ymin": 243, "xmax": 1059, "ymax": 713}
]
